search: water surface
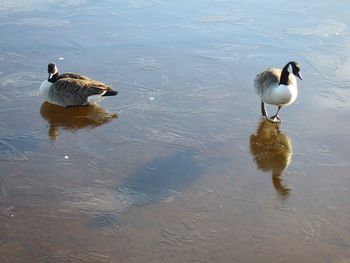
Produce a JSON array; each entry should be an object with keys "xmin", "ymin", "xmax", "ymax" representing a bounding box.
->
[{"xmin": 1, "ymin": 0, "xmax": 350, "ymax": 262}]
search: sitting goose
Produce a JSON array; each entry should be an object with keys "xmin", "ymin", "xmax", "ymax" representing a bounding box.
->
[
  {"xmin": 254, "ymin": 61, "xmax": 302, "ymax": 122},
  {"xmin": 39, "ymin": 63, "xmax": 118, "ymax": 107}
]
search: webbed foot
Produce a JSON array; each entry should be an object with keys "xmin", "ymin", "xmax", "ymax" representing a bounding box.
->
[{"xmin": 268, "ymin": 115, "xmax": 281, "ymax": 123}]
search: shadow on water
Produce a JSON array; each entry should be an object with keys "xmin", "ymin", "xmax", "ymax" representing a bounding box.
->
[
  {"xmin": 117, "ymin": 149, "xmax": 205, "ymax": 205},
  {"xmin": 63, "ymin": 150, "xmax": 205, "ymax": 230},
  {"xmin": 249, "ymin": 119, "xmax": 293, "ymax": 198},
  {"xmin": 40, "ymin": 102, "xmax": 117, "ymax": 141}
]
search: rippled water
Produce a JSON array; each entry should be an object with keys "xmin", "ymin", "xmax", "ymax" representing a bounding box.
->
[{"xmin": 1, "ymin": 0, "xmax": 350, "ymax": 262}]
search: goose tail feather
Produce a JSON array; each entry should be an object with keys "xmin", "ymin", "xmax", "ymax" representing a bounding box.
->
[{"xmin": 102, "ymin": 90, "xmax": 118, "ymax": 96}]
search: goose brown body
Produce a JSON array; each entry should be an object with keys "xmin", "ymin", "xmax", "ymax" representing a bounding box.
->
[
  {"xmin": 254, "ymin": 61, "xmax": 302, "ymax": 122},
  {"xmin": 254, "ymin": 68, "xmax": 297, "ymax": 106},
  {"xmin": 39, "ymin": 63, "xmax": 118, "ymax": 107}
]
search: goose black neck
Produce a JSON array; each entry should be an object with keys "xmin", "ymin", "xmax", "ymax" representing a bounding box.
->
[
  {"xmin": 279, "ymin": 63, "xmax": 291, "ymax": 85},
  {"xmin": 48, "ymin": 73, "xmax": 60, "ymax": 83}
]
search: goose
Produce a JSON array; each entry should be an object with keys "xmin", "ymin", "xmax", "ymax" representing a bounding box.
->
[
  {"xmin": 254, "ymin": 61, "xmax": 302, "ymax": 122},
  {"xmin": 39, "ymin": 63, "xmax": 118, "ymax": 107}
]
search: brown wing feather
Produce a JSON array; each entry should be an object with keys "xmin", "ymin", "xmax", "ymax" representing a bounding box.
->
[
  {"xmin": 254, "ymin": 68, "xmax": 281, "ymax": 98},
  {"xmin": 58, "ymin": 72, "xmax": 90, "ymax": 80},
  {"xmin": 49, "ymin": 78, "xmax": 112, "ymax": 106}
]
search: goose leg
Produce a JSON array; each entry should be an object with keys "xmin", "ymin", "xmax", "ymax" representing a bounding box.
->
[
  {"xmin": 261, "ymin": 101, "xmax": 268, "ymax": 117},
  {"xmin": 270, "ymin": 106, "xmax": 281, "ymax": 122}
]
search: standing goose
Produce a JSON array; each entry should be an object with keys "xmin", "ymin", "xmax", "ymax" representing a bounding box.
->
[
  {"xmin": 39, "ymin": 63, "xmax": 118, "ymax": 107},
  {"xmin": 254, "ymin": 61, "xmax": 302, "ymax": 122}
]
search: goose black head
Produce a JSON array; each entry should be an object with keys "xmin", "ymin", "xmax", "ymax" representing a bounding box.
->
[
  {"xmin": 279, "ymin": 61, "xmax": 303, "ymax": 85},
  {"xmin": 48, "ymin": 63, "xmax": 58, "ymax": 82},
  {"xmin": 289, "ymin": 61, "xmax": 303, "ymax": 80}
]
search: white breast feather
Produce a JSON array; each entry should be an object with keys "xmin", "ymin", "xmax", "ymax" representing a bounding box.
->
[
  {"xmin": 39, "ymin": 80, "xmax": 51, "ymax": 99},
  {"xmin": 262, "ymin": 83, "xmax": 298, "ymax": 106}
]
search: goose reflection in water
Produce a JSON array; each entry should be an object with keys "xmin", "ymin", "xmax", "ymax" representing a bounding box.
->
[
  {"xmin": 40, "ymin": 102, "xmax": 117, "ymax": 141},
  {"xmin": 250, "ymin": 119, "xmax": 292, "ymax": 198}
]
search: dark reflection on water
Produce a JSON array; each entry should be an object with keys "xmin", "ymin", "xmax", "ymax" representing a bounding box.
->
[
  {"xmin": 55, "ymin": 150, "xmax": 204, "ymax": 232},
  {"xmin": 250, "ymin": 119, "xmax": 292, "ymax": 198},
  {"xmin": 40, "ymin": 102, "xmax": 117, "ymax": 141},
  {"xmin": 119, "ymin": 149, "xmax": 204, "ymax": 203}
]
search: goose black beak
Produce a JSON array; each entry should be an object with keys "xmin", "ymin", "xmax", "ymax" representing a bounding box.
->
[{"xmin": 296, "ymin": 72, "xmax": 303, "ymax": 80}]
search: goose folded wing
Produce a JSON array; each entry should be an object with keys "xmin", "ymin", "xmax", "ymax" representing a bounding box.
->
[
  {"xmin": 51, "ymin": 78, "xmax": 109, "ymax": 105},
  {"xmin": 58, "ymin": 72, "xmax": 91, "ymax": 80},
  {"xmin": 255, "ymin": 69, "xmax": 280, "ymax": 89}
]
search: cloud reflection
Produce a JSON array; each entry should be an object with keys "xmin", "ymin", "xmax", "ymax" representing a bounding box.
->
[
  {"xmin": 249, "ymin": 119, "xmax": 293, "ymax": 198},
  {"xmin": 40, "ymin": 102, "xmax": 117, "ymax": 141}
]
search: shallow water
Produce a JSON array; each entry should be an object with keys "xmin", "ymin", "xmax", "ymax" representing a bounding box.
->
[{"xmin": 1, "ymin": 0, "xmax": 350, "ymax": 262}]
